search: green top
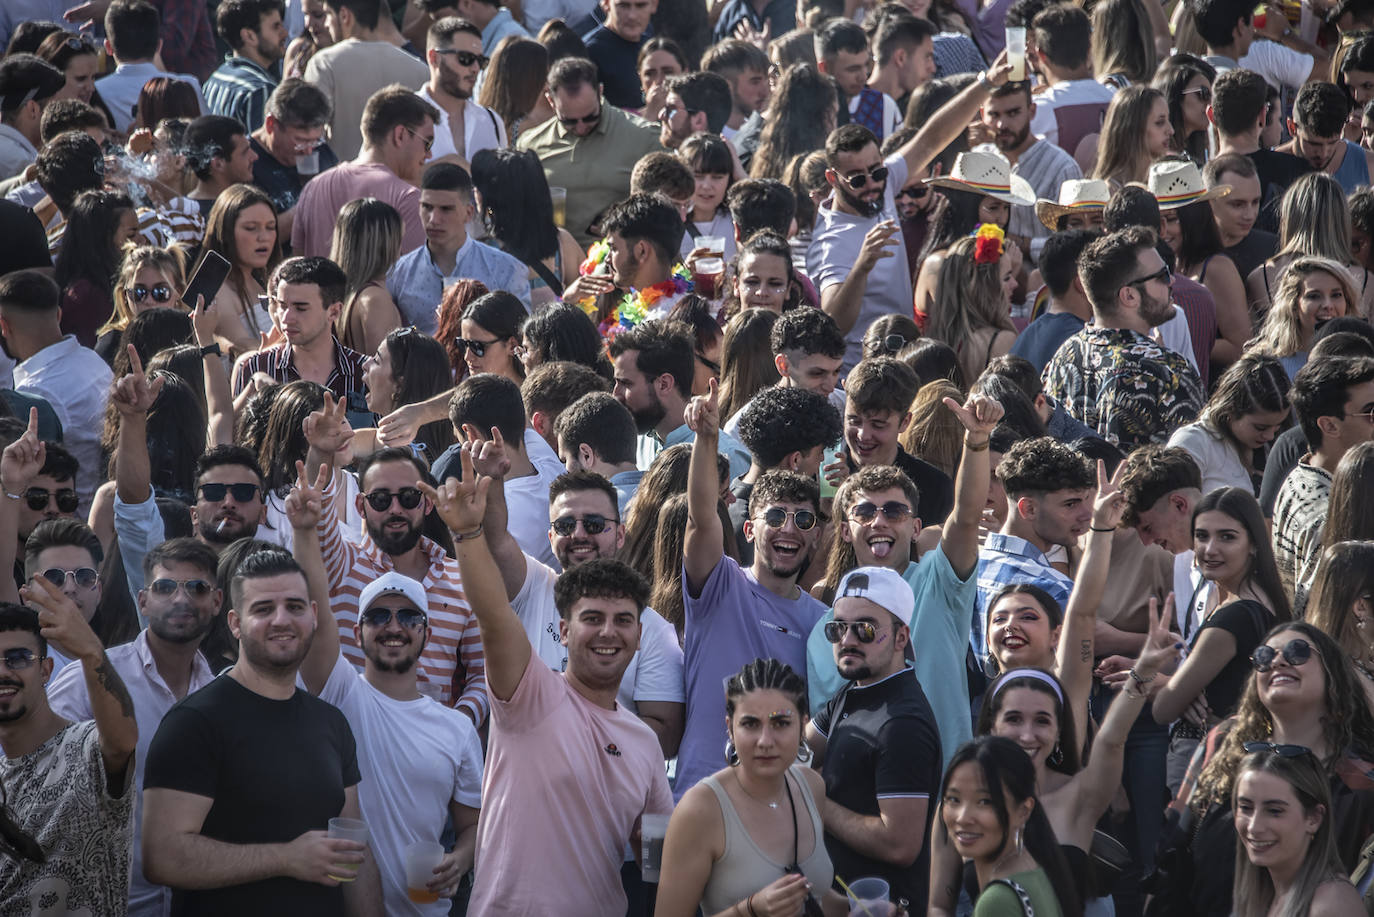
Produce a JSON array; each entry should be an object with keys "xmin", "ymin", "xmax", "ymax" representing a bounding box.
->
[{"xmin": 972, "ymin": 868, "xmax": 1065, "ymax": 917}]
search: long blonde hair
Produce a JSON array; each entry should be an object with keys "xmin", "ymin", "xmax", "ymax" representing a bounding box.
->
[
  {"xmin": 1276, "ymin": 173, "xmax": 1355, "ymax": 263},
  {"xmin": 329, "ymin": 197, "xmax": 402, "ymax": 351},
  {"xmin": 1090, "ymin": 0, "xmax": 1157, "ymax": 85},
  {"xmin": 99, "ymin": 245, "xmax": 189, "ymax": 338},
  {"xmin": 1246, "ymin": 256, "xmax": 1356, "ymax": 358},
  {"xmin": 1093, "ymin": 86, "xmax": 1166, "ymax": 186},
  {"xmin": 928, "ymin": 235, "xmax": 1013, "ymax": 348}
]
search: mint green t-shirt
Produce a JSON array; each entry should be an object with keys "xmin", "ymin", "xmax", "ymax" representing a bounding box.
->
[{"xmin": 973, "ymin": 868, "xmax": 1065, "ymax": 917}]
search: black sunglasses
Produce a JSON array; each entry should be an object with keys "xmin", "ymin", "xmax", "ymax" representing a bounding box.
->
[
  {"xmin": 824, "ymin": 620, "xmax": 878, "ymax": 643},
  {"xmin": 128, "ymin": 283, "xmax": 174, "ymax": 304},
  {"xmin": 23, "ymin": 487, "xmax": 78, "ymax": 513},
  {"xmin": 841, "ymin": 165, "xmax": 889, "ymax": 190},
  {"xmin": 760, "ymin": 507, "xmax": 818, "ymax": 530},
  {"xmin": 0, "ymin": 648, "xmax": 40, "ymax": 671},
  {"xmin": 435, "ymin": 48, "xmax": 488, "ymax": 68},
  {"xmin": 848, "ymin": 500, "xmax": 913, "ymax": 524},
  {"xmin": 558, "ymin": 108, "xmax": 602, "ymax": 128},
  {"xmin": 1127, "ymin": 265, "xmax": 1172, "ymax": 289},
  {"xmin": 454, "ymin": 336, "xmax": 501, "ymax": 358},
  {"xmin": 1181, "ymin": 85, "xmax": 1212, "ymax": 102},
  {"xmin": 148, "ymin": 578, "xmax": 215, "ymax": 597},
  {"xmin": 696, "ymin": 352, "xmax": 721, "ymax": 375},
  {"xmin": 895, "ymin": 184, "xmax": 929, "ymax": 200},
  {"xmin": 40, "ymin": 567, "xmax": 98, "ymax": 590},
  {"xmin": 363, "ymin": 487, "xmax": 424, "ymax": 512},
  {"xmin": 361, "ymin": 607, "xmax": 427, "ymax": 629},
  {"xmin": 550, "ymin": 514, "xmax": 616, "ymax": 536},
  {"xmin": 198, "ymin": 482, "xmax": 261, "ymax": 503},
  {"xmin": 1251, "ymin": 638, "xmax": 1317, "ymax": 672},
  {"xmin": 660, "ymin": 103, "xmax": 701, "ymax": 120},
  {"xmin": 1242, "ymin": 741, "xmax": 1313, "ymax": 757}
]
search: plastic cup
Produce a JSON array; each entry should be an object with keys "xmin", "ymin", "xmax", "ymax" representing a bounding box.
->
[
  {"xmin": 326, "ymin": 817, "xmax": 369, "ymax": 882},
  {"xmin": 697, "ymin": 235, "xmax": 726, "ymax": 257},
  {"xmin": 1005, "ymin": 27, "xmax": 1027, "ymax": 82},
  {"xmin": 693, "ymin": 257, "xmax": 725, "ymax": 299},
  {"xmin": 550, "ymin": 187, "xmax": 568, "ymax": 228},
  {"xmin": 640, "ymin": 814, "xmax": 671, "ymax": 882},
  {"xmin": 295, "ymin": 150, "xmax": 320, "ymax": 175},
  {"xmin": 848, "ymin": 876, "xmax": 891, "ymax": 915},
  {"xmin": 403, "ymin": 840, "xmax": 445, "ymax": 903}
]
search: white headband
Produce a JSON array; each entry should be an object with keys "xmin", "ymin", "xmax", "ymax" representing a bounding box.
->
[{"xmin": 994, "ymin": 667, "xmax": 1065, "ymax": 707}]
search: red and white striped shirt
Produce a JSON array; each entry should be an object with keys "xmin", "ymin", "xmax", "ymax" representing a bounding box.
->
[{"xmin": 318, "ymin": 481, "xmax": 488, "ymax": 723}]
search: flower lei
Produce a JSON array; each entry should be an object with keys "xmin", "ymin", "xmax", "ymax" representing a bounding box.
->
[
  {"xmin": 572, "ymin": 239, "xmax": 693, "ymax": 338},
  {"xmin": 973, "ymin": 223, "xmax": 1005, "ymax": 264}
]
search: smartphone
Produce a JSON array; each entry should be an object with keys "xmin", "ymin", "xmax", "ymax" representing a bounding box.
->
[{"xmin": 181, "ymin": 250, "xmax": 232, "ymax": 311}]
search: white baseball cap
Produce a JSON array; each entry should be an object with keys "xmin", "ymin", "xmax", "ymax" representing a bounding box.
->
[
  {"xmin": 836, "ymin": 566, "xmax": 915, "ymax": 628},
  {"xmin": 357, "ymin": 571, "xmax": 428, "ymax": 620}
]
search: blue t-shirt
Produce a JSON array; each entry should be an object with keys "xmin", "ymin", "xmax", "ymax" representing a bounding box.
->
[
  {"xmin": 806, "ymin": 543, "xmax": 977, "ymax": 767},
  {"xmin": 1009, "ymin": 311, "xmax": 1085, "ymax": 374},
  {"xmin": 678, "ymin": 557, "xmax": 826, "ymax": 799}
]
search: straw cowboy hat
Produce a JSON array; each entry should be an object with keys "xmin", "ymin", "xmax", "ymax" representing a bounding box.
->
[
  {"xmin": 1134, "ymin": 159, "xmax": 1232, "ymax": 210},
  {"xmin": 925, "ymin": 150, "xmax": 1036, "ymax": 206},
  {"xmin": 1035, "ymin": 179, "xmax": 1112, "ymax": 230}
]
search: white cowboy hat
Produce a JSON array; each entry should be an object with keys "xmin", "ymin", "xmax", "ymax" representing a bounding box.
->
[
  {"xmin": 1035, "ymin": 178, "xmax": 1112, "ymax": 230},
  {"xmin": 924, "ymin": 150, "xmax": 1036, "ymax": 206},
  {"xmin": 1135, "ymin": 159, "xmax": 1232, "ymax": 210}
]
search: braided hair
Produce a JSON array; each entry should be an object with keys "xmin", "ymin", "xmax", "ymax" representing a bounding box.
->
[{"xmin": 725, "ymin": 658, "xmax": 809, "ymax": 719}]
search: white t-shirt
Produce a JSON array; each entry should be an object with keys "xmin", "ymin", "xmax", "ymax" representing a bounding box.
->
[
  {"xmin": 1155, "ymin": 306, "xmax": 1198, "ymax": 374},
  {"xmin": 1239, "ymin": 39, "xmax": 1313, "ymax": 92},
  {"xmin": 511, "ymin": 554, "xmax": 686, "ymax": 712},
  {"xmin": 506, "ymin": 466, "xmax": 561, "ymax": 573},
  {"xmin": 321, "ymin": 656, "xmax": 484, "ymax": 917},
  {"xmin": 1167, "ymin": 422, "xmax": 1253, "ymax": 496}
]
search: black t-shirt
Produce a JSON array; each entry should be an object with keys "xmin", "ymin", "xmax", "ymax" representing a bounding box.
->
[
  {"xmin": 1259, "ymin": 423, "xmax": 1307, "ymax": 517},
  {"xmin": 0, "ymin": 199, "xmax": 51, "ymax": 274},
  {"xmin": 1222, "ymin": 229, "xmax": 1279, "ymax": 281},
  {"xmin": 728, "ymin": 477, "xmax": 754, "ymax": 566},
  {"xmin": 581, "ymin": 24, "xmax": 646, "ymax": 109},
  {"xmin": 844, "ymin": 446, "xmax": 955, "ymax": 528},
  {"xmin": 813, "ymin": 668, "xmax": 942, "ymax": 909},
  {"xmin": 1248, "ymin": 149, "xmax": 1311, "ymax": 235},
  {"xmin": 1194, "ymin": 599, "xmax": 1272, "ymax": 719},
  {"xmin": 144, "ymin": 675, "xmax": 361, "ymax": 916},
  {"xmin": 248, "ymin": 135, "xmax": 340, "ymax": 215}
]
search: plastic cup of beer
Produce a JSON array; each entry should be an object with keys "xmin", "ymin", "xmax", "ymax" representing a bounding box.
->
[
  {"xmin": 640, "ymin": 814, "xmax": 671, "ymax": 882},
  {"xmin": 326, "ymin": 817, "xmax": 369, "ymax": 882},
  {"xmin": 404, "ymin": 841, "xmax": 445, "ymax": 903},
  {"xmin": 849, "ymin": 876, "xmax": 891, "ymax": 915},
  {"xmin": 693, "ymin": 257, "xmax": 725, "ymax": 299},
  {"xmin": 1005, "ymin": 27, "xmax": 1027, "ymax": 82},
  {"xmin": 550, "ymin": 187, "xmax": 568, "ymax": 228},
  {"xmin": 697, "ymin": 235, "xmax": 726, "ymax": 258}
]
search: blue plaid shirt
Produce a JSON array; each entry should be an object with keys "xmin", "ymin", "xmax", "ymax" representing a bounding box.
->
[{"xmin": 973, "ymin": 533, "xmax": 1073, "ymax": 660}]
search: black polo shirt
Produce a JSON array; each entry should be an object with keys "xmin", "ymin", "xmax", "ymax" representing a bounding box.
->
[
  {"xmin": 813, "ymin": 667, "xmax": 942, "ymax": 910},
  {"xmin": 844, "ymin": 445, "xmax": 955, "ymax": 528}
]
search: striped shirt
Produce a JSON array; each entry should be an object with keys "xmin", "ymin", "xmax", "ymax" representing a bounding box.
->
[
  {"xmin": 203, "ymin": 56, "xmax": 278, "ymax": 132},
  {"xmin": 231, "ymin": 336, "xmax": 369, "ymax": 402},
  {"xmin": 135, "ymin": 197, "xmax": 206, "ymax": 248},
  {"xmin": 1272, "ymin": 458, "xmax": 1331, "ymax": 604},
  {"xmin": 318, "ymin": 479, "xmax": 489, "ymax": 722}
]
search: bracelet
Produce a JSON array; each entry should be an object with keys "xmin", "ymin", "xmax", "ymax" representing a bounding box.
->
[
  {"xmin": 964, "ymin": 435, "xmax": 990, "ymax": 452},
  {"xmin": 453, "ymin": 524, "xmax": 484, "ymax": 542},
  {"xmin": 1128, "ymin": 667, "xmax": 1157, "ymax": 686},
  {"xmin": 746, "ymin": 893, "xmax": 760, "ymax": 917},
  {"xmin": 976, "ymin": 69, "xmax": 993, "ymax": 90},
  {"xmin": 1090, "ymin": 525, "xmax": 1115, "ymax": 533}
]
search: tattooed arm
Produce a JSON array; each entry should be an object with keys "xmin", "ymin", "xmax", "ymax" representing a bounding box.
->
[{"xmin": 23, "ymin": 576, "xmax": 137, "ymax": 787}]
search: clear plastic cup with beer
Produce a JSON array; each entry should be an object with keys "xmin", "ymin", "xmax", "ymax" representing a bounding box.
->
[
  {"xmin": 326, "ymin": 817, "xmax": 369, "ymax": 882},
  {"xmin": 404, "ymin": 840, "xmax": 445, "ymax": 903}
]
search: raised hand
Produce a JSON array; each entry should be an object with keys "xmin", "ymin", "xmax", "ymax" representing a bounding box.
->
[
  {"xmin": 22, "ymin": 573, "xmax": 102, "ymax": 664},
  {"xmin": 463, "ymin": 425, "xmax": 511, "ymax": 479},
  {"xmin": 856, "ymin": 220, "xmax": 901, "ymax": 273},
  {"xmin": 377, "ymin": 403, "xmax": 425, "ymax": 447},
  {"xmin": 302, "ymin": 391, "xmax": 354, "ymax": 459},
  {"xmin": 733, "ymin": 16, "xmax": 770, "ymax": 49},
  {"xmin": 110, "ymin": 345, "xmax": 164, "ymax": 418},
  {"xmin": 1134, "ymin": 594, "xmax": 1184, "ymax": 680},
  {"xmin": 943, "ymin": 392, "xmax": 1004, "ymax": 439},
  {"xmin": 189, "ymin": 294, "xmax": 216, "ymax": 348},
  {"xmin": 0, "ymin": 408, "xmax": 45, "ymax": 497},
  {"xmin": 284, "ymin": 460, "xmax": 330, "ymax": 531},
  {"xmin": 1090, "ymin": 459, "xmax": 1126, "ymax": 531},
  {"xmin": 684, "ymin": 377, "xmax": 720, "ymax": 437},
  {"xmin": 417, "ymin": 447, "xmax": 489, "ymax": 534}
]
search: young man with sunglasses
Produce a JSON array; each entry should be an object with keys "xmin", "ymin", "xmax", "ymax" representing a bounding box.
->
[
  {"xmin": 804, "ymin": 565, "xmax": 943, "ymax": 913},
  {"xmin": 805, "ymin": 392, "xmax": 1000, "ymax": 766},
  {"xmin": 305, "ymin": 390, "xmax": 489, "ymax": 720},
  {"xmin": 47, "ymin": 536, "xmax": 221, "ymax": 915},
  {"xmin": 387, "ymin": 161, "xmax": 530, "ymax": 333},
  {"xmin": 294, "ymin": 464, "xmax": 482, "ymax": 917},
  {"xmin": 515, "ymin": 56, "xmax": 661, "ymax": 247},
  {"xmin": 676, "ymin": 379, "xmax": 828, "ymax": 799},
  {"xmin": 419, "ymin": 17, "xmax": 506, "ymax": 166}
]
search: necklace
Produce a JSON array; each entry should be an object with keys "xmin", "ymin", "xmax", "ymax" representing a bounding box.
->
[{"xmin": 734, "ymin": 769, "xmax": 783, "ymax": 809}]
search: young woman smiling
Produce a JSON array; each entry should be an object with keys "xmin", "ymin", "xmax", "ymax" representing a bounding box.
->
[{"xmin": 1246, "ymin": 256, "xmax": 1355, "ymax": 380}]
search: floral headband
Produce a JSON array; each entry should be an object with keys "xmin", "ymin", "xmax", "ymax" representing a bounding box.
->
[{"xmin": 973, "ymin": 223, "xmax": 1005, "ymax": 264}]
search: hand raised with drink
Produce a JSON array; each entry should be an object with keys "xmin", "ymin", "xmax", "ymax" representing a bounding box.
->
[{"xmin": 283, "ymin": 830, "xmax": 365, "ymax": 886}]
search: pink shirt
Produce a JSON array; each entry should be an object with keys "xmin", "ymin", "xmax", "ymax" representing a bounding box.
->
[
  {"xmin": 290, "ymin": 161, "xmax": 426, "ymax": 258},
  {"xmin": 469, "ymin": 658, "xmax": 673, "ymax": 916}
]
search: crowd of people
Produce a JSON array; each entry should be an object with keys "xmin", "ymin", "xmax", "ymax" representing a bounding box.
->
[{"xmin": 2, "ymin": 0, "xmax": 1374, "ymax": 914}]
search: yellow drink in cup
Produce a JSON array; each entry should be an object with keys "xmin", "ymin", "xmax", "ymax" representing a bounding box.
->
[
  {"xmin": 550, "ymin": 187, "xmax": 568, "ymax": 228},
  {"xmin": 404, "ymin": 841, "xmax": 445, "ymax": 904},
  {"xmin": 326, "ymin": 817, "xmax": 369, "ymax": 882}
]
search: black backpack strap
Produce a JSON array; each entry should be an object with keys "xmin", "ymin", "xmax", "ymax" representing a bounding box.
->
[{"xmin": 528, "ymin": 257, "xmax": 564, "ymax": 296}]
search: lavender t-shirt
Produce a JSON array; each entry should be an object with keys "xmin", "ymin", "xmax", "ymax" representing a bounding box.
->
[{"xmin": 677, "ymin": 557, "xmax": 827, "ymax": 800}]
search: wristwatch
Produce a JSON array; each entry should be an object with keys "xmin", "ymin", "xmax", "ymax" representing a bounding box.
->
[{"xmin": 199, "ymin": 342, "xmax": 222, "ymax": 358}]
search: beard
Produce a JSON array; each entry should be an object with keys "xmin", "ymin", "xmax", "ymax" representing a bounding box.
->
[
  {"xmin": 439, "ymin": 66, "xmax": 473, "ymax": 101},
  {"xmin": 995, "ymin": 124, "xmax": 1030, "ymax": 152},
  {"xmin": 836, "ymin": 181, "xmax": 885, "ymax": 218},
  {"xmin": 199, "ymin": 514, "xmax": 256, "ymax": 546},
  {"xmin": 1139, "ymin": 286, "xmax": 1176, "ymax": 328},
  {"xmin": 241, "ymin": 627, "xmax": 313, "ymax": 671},
  {"xmin": 367, "ymin": 516, "xmax": 424, "ymax": 555},
  {"xmin": 148, "ymin": 602, "xmax": 213, "ymax": 645},
  {"xmin": 364, "ymin": 641, "xmax": 420, "ymax": 674},
  {"xmin": 628, "ymin": 394, "xmax": 666, "ymax": 435}
]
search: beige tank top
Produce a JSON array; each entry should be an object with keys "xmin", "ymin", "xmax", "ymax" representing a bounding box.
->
[{"xmin": 698, "ymin": 766, "xmax": 834, "ymax": 915}]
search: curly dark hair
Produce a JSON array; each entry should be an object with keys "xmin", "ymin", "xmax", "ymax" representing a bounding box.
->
[
  {"xmin": 553, "ymin": 558, "xmax": 650, "ymax": 620},
  {"xmin": 995, "ymin": 436, "xmax": 1094, "ymax": 497},
  {"xmin": 737, "ymin": 386, "xmax": 841, "ymax": 469}
]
